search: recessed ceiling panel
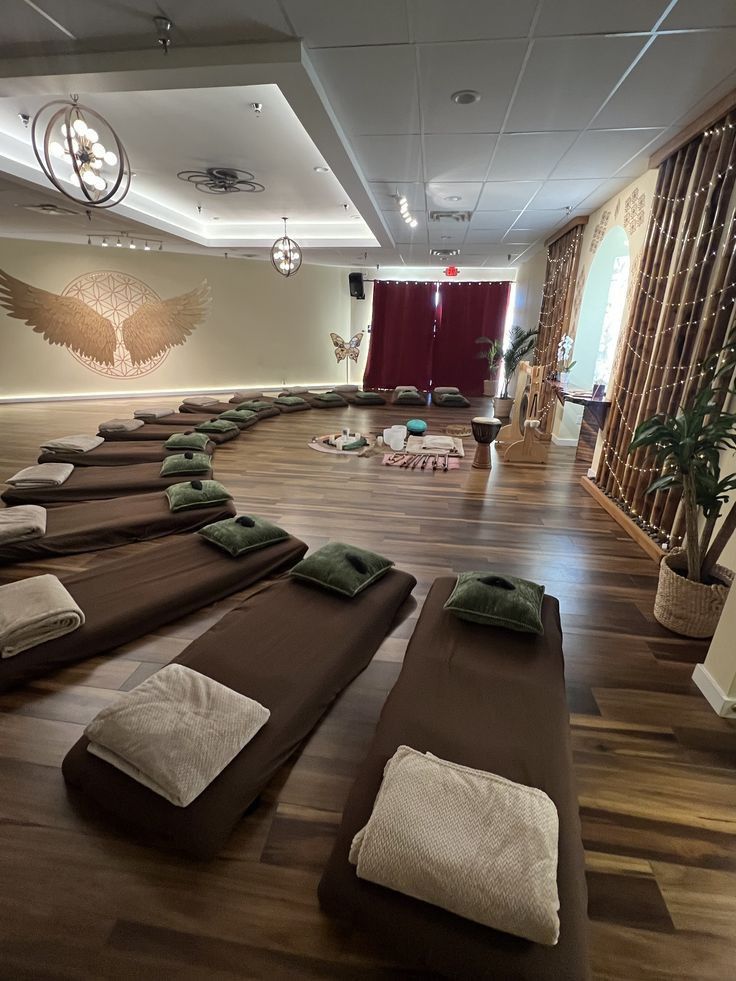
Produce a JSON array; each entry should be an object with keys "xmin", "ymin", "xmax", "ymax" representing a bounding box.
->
[
  {"xmin": 350, "ymin": 135, "xmax": 423, "ymax": 182},
  {"xmin": 470, "ymin": 210, "xmax": 523, "ymax": 229},
  {"xmin": 311, "ymin": 46, "xmax": 420, "ymax": 135},
  {"xmin": 488, "ymin": 132, "xmax": 579, "ymax": 181},
  {"xmin": 408, "ymin": 0, "xmax": 538, "ymax": 41},
  {"xmin": 662, "ymin": 0, "xmax": 736, "ymax": 30},
  {"xmin": 507, "ymin": 36, "xmax": 647, "ymax": 131},
  {"xmin": 418, "ymin": 40, "xmax": 528, "ymax": 133},
  {"xmin": 594, "ymin": 30, "xmax": 736, "ymax": 128},
  {"xmin": 425, "ymin": 182, "xmax": 482, "ymax": 210},
  {"xmin": 551, "ymin": 128, "xmax": 664, "ymax": 179},
  {"xmin": 283, "ymin": 0, "xmax": 409, "ymax": 46},
  {"xmin": 477, "ymin": 181, "xmax": 542, "ymax": 210},
  {"xmin": 531, "ymin": 178, "xmax": 604, "ymax": 209},
  {"xmin": 423, "ymin": 134, "xmax": 496, "ymax": 182},
  {"xmin": 534, "ymin": 0, "xmax": 666, "ymax": 36}
]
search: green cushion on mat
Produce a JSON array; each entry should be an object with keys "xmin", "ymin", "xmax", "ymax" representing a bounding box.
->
[
  {"xmin": 238, "ymin": 400, "xmax": 273, "ymax": 411},
  {"xmin": 198, "ymin": 514, "xmax": 289, "ymax": 557},
  {"xmin": 194, "ymin": 418, "xmax": 239, "ymax": 433},
  {"xmin": 165, "ymin": 479, "xmax": 232, "ymax": 512},
  {"xmin": 315, "ymin": 392, "xmax": 343, "ymax": 402},
  {"xmin": 159, "ymin": 452, "xmax": 212, "ymax": 477},
  {"xmin": 396, "ymin": 391, "xmax": 424, "ymax": 402},
  {"xmin": 437, "ymin": 393, "xmax": 469, "ymax": 406},
  {"xmin": 164, "ymin": 431, "xmax": 211, "ymax": 452},
  {"xmin": 290, "ymin": 542, "xmax": 394, "ymax": 598},
  {"xmin": 443, "ymin": 571, "xmax": 545, "ymax": 634},
  {"xmin": 275, "ymin": 395, "xmax": 307, "ymax": 406},
  {"xmin": 232, "ymin": 407, "xmax": 257, "ymax": 419},
  {"xmin": 355, "ymin": 391, "xmax": 384, "ymax": 401},
  {"xmin": 218, "ymin": 409, "xmax": 253, "ymax": 424}
]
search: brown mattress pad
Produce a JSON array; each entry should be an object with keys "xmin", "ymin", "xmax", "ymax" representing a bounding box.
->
[
  {"xmin": 318, "ymin": 578, "xmax": 589, "ymax": 981},
  {"xmin": 99, "ymin": 424, "xmax": 238, "ymax": 445},
  {"xmin": 62, "ymin": 567, "xmax": 416, "ymax": 858},
  {"xmin": 37, "ymin": 440, "xmax": 214, "ymax": 467},
  {"xmin": 0, "ymin": 533, "xmax": 307, "ymax": 693}
]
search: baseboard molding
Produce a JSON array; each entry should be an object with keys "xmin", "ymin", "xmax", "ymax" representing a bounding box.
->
[
  {"xmin": 692, "ymin": 663, "xmax": 736, "ymax": 718},
  {"xmin": 579, "ymin": 475, "xmax": 663, "ymax": 562},
  {"xmin": 0, "ymin": 384, "xmax": 335, "ymax": 405},
  {"xmin": 551, "ymin": 435, "xmax": 578, "ymax": 447}
]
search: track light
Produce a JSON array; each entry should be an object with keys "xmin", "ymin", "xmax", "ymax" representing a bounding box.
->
[
  {"xmin": 144, "ymin": 241, "xmax": 150, "ymax": 250},
  {"xmin": 101, "ymin": 237, "xmax": 108, "ymax": 247},
  {"xmin": 115, "ymin": 236, "xmax": 122, "ymax": 247}
]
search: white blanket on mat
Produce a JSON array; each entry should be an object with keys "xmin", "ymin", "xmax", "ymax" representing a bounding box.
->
[
  {"xmin": 0, "ymin": 505, "xmax": 47, "ymax": 544},
  {"xmin": 5, "ymin": 463, "xmax": 74, "ymax": 487},
  {"xmin": 39, "ymin": 434, "xmax": 104, "ymax": 453},
  {"xmin": 0, "ymin": 574, "xmax": 84, "ymax": 658}
]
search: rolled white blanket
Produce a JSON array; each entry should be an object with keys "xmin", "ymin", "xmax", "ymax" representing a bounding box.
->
[
  {"xmin": 349, "ymin": 746, "xmax": 560, "ymax": 945},
  {"xmin": 183, "ymin": 396, "xmax": 218, "ymax": 406},
  {"xmin": 39, "ymin": 434, "xmax": 104, "ymax": 453},
  {"xmin": 433, "ymin": 386, "xmax": 460, "ymax": 395},
  {"xmin": 232, "ymin": 390, "xmax": 263, "ymax": 401},
  {"xmin": 134, "ymin": 407, "xmax": 175, "ymax": 420},
  {"xmin": 0, "ymin": 574, "xmax": 85, "ymax": 658},
  {"xmin": 0, "ymin": 504, "xmax": 47, "ymax": 544},
  {"xmin": 86, "ymin": 663, "xmax": 270, "ymax": 806},
  {"xmin": 5, "ymin": 463, "xmax": 74, "ymax": 487},
  {"xmin": 98, "ymin": 418, "xmax": 144, "ymax": 433}
]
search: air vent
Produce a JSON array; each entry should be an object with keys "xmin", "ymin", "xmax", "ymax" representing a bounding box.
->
[
  {"xmin": 428, "ymin": 210, "xmax": 473, "ymax": 223},
  {"xmin": 430, "ymin": 248, "xmax": 460, "ymax": 258},
  {"xmin": 21, "ymin": 203, "xmax": 80, "ymax": 217}
]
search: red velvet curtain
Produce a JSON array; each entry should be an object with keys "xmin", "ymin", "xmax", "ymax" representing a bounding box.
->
[
  {"xmin": 363, "ymin": 280, "xmax": 437, "ymax": 390},
  {"xmin": 433, "ymin": 281, "xmax": 511, "ymax": 395}
]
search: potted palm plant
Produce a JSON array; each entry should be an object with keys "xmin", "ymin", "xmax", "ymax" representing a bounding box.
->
[
  {"xmin": 628, "ymin": 339, "xmax": 736, "ymax": 638},
  {"xmin": 493, "ymin": 326, "xmax": 538, "ymax": 417},
  {"xmin": 475, "ymin": 336, "xmax": 502, "ymax": 397}
]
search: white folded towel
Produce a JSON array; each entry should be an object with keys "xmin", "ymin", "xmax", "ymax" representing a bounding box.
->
[
  {"xmin": 98, "ymin": 418, "xmax": 144, "ymax": 433},
  {"xmin": 394, "ymin": 385, "xmax": 419, "ymax": 393},
  {"xmin": 183, "ymin": 396, "xmax": 218, "ymax": 406},
  {"xmin": 433, "ymin": 386, "xmax": 460, "ymax": 395},
  {"xmin": 5, "ymin": 463, "xmax": 74, "ymax": 487},
  {"xmin": 350, "ymin": 746, "xmax": 560, "ymax": 945},
  {"xmin": 39, "ymin": 434, "xmax": 104, "ymax": 453},
  {"xmin": 421, "ymin": 435, "xmax": 456, "ymax": 451},
  {"xmin": 0, "ymin": 574, "xmax": 85, "ymax": 658},
  {"xmin": 134, "ymin": 407, "xmax": 175, "ymax": 420},
  {"xmin": 86, "ymin": 663, "xmax": 270, "ymax": 806},
  {"xmin": 0, "ymin": 505, "xmax": 47, "ymax": 544}
]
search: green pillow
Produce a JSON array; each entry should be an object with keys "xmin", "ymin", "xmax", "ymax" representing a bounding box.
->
[
  {"xmin": 232, "ymin": 407, "xmax": 258, "ymax": 420},
  {"xmin": 315, "ymin": 392, "xmax": 343, "ymax": 402},
  {"xmin": 290, "ymin": 542, "xmax": 394, "ymax": 598},
  {"xmin": 396, "ymin": 390, "xmax": 424, "ymax": 402},
  {"xmin": 355, "ymin": 391, "xmax": 383, "ymax": 401},
  {"xmin": 342, "ymin": 437, "xmax": 368, "ymax": 451},
  {"xmin": 238, "ymin": 399, "xmax": 273, "ymax": 411},
  {"xmin": 275, "ymin": 395, "xmax": 306, "ymax": 406},
  {"xmin": 159, "ymin": 451, "xmax": 212, "ymax": 476},
  {"xmin": 194, "ymin": 418, "xmax": 239, "ymax": 433},
  {"xmin": 218, "ymin": 409, "xmax": 253, "ymax": 425},
  {"xmin": 444, "ymin": 572, "xmax": 545, "ymax": 634},
  {"xmin": 165, "ymin": 479, "xmax": 232, "ymax": 512},
  {"xmin": 164, "ymin": 431, "xmax": 211, "ymax": 452},
  {"xmin": 198, "ymin": 514, "xmax": 289, "ymax": 557},
  {"xmin": 438, "ymin": 393, "xmax": 468, "ymax": 406}
]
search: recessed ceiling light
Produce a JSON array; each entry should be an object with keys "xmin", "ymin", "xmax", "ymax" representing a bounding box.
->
[
  {"xmin": 445, "ymin": 195, "xmax": 462, "ymax": 202},
  {"xmin": 313, "ymin": 165, "xmax": 329, "ymax": 173},
  {"xmin": 451, "ymin": 90, "xmax": 481, "ymax": 105}
]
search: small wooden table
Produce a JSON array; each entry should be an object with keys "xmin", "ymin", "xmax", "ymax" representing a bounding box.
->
[{"xmin": 550, "ymin": 383, "xmax": 611, "ymax": 466}]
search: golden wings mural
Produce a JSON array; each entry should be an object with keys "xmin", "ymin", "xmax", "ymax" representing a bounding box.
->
[{"xmin": 0, "ymin": 268, "xmax": 211, "ymax": 369}]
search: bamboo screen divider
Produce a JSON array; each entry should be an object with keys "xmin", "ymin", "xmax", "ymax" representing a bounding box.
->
[
  {"xmin": 595, "ymin": 107, "xmax": 736, "ymax": 549},
  {"xmin": 533, "ymin": 221, "xmax": 586, "ymax": 435}
]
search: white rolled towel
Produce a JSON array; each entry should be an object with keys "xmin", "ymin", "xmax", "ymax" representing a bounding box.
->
[
  {"xmin": 231, "ymin": 390, "xmax": 263, "ymax": 402},
  {"xmin": 183, "ymin": 396, "xmax": 219, "ymax": 406},
  {"xmin": 98, "ymin": 418, "xmax": 145, "ymax": 433},
  {"xmin": 433, "ymin": 386, "xmax": 460, "ymax": 395},
  {"xmin": 394, "ymin": 385, "xmax": 419, "ymax": 393},
  {"xmin": 86, "ymin": 664, "xmax": 270, "ymax": 806},
  {"xmin": 39, "ymin": 434, "xmax": 104, "ymax": 453},
  {"xmin": 349, "ymin": 746, "xmax": 560, "ymax": 946},
  {"xmin": 0, "ymin": 574, "xmax": 85, "ymax": 658},
  {"xmin": 5, "ymin": 463, "xmax": 74, "ymax": 487},
  {"xmin": 0, "ymin": 505, "xmax": 47, "ymax": 544},
  {"xmin": 134, "ymin": 407, "xmax": 175, "ymax": 420}
]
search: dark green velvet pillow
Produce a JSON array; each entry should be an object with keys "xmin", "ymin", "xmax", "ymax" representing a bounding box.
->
[
  {"xmin": 232, "ymin": 407, "xmax": 258, "ymax": 419},
  {"xmin": 218, "ymin": 409, "xmax": 252, "ymax": 426},
  {"xmin": 315, "ymin": 392, "xmax": 343, "ymax": 402},
  {"xmin": 159, "ymin": 451, "xmax": 212, "ymax": 477},
  {"xmin": 275, "ymin": 395, "xmax": 306, "ymax": 406},
  {"xmin": 165, "ymin": 479, "xmax": 232, "ymax": 512},
  {"xmin": 437, "ymin": 393, "xmax": 469, "ymax": 406},
  {"xmin": 342, "ymin": 437, "xmax": 368, "ymax": 451},
  {"xmin": 198, "ymin": 514, "xmax": 289, "ymax": 557},
  {"xmin": 355, "ymin": 391, "xmax": 384, "ymax": 402},
  {"xmin": 396, "ymin": 390, "xmax": 424, "ymax": 403},
  {"xmin": 444, "ymin": 572, "xmax": 545, "ymax": 634},
  {"xmin": 164, "ymin": 431, "xmax": 211, "ymax": 452},
  {"xmin": 194, "ymin": 418, "xmax": 239, "ymax": 433},
  {"xmin": 238, "ymin": 399, "xmax": 273, "ymax": 411},
  {"xmin": 290, "ymin": 542, "xmax": 394, "ymax": 598}
]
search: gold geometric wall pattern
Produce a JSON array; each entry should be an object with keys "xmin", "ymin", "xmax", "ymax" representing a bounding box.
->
[{"xmin": 0, "ymin": 268, "xmax": 211, "ymax": 378}]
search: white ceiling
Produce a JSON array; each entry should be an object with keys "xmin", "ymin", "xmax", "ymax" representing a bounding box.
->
[{"xmin": 0, "ymin": 0, "xmax": 735, "ymax": 269}]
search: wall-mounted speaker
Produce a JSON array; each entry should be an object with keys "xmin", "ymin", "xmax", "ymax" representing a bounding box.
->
[{"xmin": 349, "ymin": 271, "xmax": 365, "ymax": 300}]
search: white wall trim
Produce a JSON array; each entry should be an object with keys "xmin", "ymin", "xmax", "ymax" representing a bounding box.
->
[
  {"xmin": 0, "ymin": 385, "xmax": 336, "ymax": 404},
  {"xmin": 551, "ymin": 435, "xmax": 578, "ymax": 447},
  {"xmin": 692, "ymin": 663, "xmax": 736, "ymax": 718}
]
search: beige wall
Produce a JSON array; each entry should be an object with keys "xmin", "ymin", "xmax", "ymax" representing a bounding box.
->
[
  {"xmin": 0, "ymin": 238, "xmax": 353, "ymax": 399},
  {"xmin": 555, "ymin": 169, "xmax": 658, "ymax": 441}
]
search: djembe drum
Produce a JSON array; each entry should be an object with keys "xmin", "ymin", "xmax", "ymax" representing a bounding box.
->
[{"xmin": 471, "ymin": 416, "xmax": 502, "ymax": 469}]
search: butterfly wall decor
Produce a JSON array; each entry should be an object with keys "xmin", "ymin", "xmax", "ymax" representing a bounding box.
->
[{"xmin": 330, "ymin": 331, "xmax": 364, "ymax": 363}]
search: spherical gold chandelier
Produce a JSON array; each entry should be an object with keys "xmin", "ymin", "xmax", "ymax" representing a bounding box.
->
[
  {"xmin": 31, "ymin": 96, "xmax": 131, "ymax": 209},
  {"xmin": 270, "ymin": 217, "xmax": 302, "ymax": 277}
]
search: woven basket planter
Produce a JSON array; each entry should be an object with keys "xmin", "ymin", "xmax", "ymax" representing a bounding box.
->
[{"xmin": 654, "ymin": 548, "xmax": 733, "ymax": 638}]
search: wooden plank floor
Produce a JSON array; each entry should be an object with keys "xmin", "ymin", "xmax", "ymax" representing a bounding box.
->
[{"xmin": 0, "ymin": 396, "xmax": 734, "ymax": 980}]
